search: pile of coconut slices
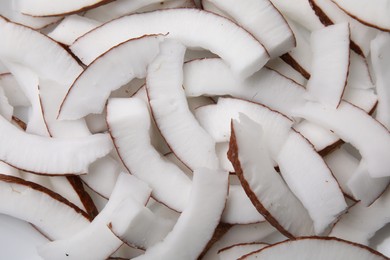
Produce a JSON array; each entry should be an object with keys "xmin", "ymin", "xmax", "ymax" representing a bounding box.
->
[{"xmin": 0, "ymin": 0, "xmax": 390, "ymax": 259}]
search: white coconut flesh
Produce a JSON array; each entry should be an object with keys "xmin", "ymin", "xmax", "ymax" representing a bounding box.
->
[
  {"xmin": 0, "ymin": 86, "xmax": 13, "ymax": 121},
  {"xmin": 48, "ymin": 15, "xmax": 101, "ymax": 46},
  {"xmin": 294, "ymin": 101, "xmax": 390, "ymax": 178},
  {"xmin": 38, "ymin": 172, "xmax": 152, "ymax": 260},
  {"xmin": 0, "ymin": 114, "xmax": 112, "ymax": 175},
  {"xmin": 306, "ymin": 23, "xmax": 350, "ymax": 108},
  {"xmin": 277, "ymin": 130, "xmax": 347, "ymax": 234},
  {"xmin": 332, "ymin": 0, "xmax": 390, "ymax": 32},
  {"xmin": 240, "ymin": 237, "xmax": 388, "ymax": 260},
  {"xmin": 183, "ymin": 58, "xmax": 307, "ymax": 118},
  {"xmin": 70, "ymin": 8, "xmax": 269, "ymax": 78},
  {"xmin": 195, "ymin": 97, "xmax": 293, "ymax": 159},
  {"xmin": 146, "ymin": 40, "xmax": 219, "ymax": 170},
  {"xmin": 371, "ymin": 33, "xmax": 390, "ymax": 129},
  {"xmin": 59, "ymin": 34, "xmax": 163, "ymax": 120},
  {"xmin": 132, "ymin": 168, "xmax": 228, "ymax": 260},
  {"xmin": 0, "ymin": 73, "xmax": 30, "ymax": 107},
  {"xmin": 17, "ymin": 0, "xmax": 113, "ymax": 17},
  {"xmin": 330, "ymin": 187, "xmax": 390, "ymax": 245},
  {"xmin": 265, "ymin": 57, "xmax": 308, "ymax": 85},
  {"xmin": 347, "ymin": 52, "xmax": 375, "ymax": 90},
  {"xmin": 106, "ymin": 97, "xmax": 192, "ymax": 212},
  {"xmin": 202, "ymin": 0, "xmax": 295, "ymax": 58},
  {"xmin": 343, "ymin": 87, "xmax": 378, "ymax": 113},
  {"xmin": 0, "ymin": 174, "xmax": 90, "ymax": 240},
  {"xmin": 229, "ymin": 114, "xmax": 315, "ymax": 237},
  {"xmin": 218, "ymin": 243, "xmax": 269, "ymax": 260}
]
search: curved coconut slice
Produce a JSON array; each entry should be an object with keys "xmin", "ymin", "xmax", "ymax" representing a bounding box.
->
[
  {"xmin": 107, "ymin": 97, "xmax": 192, "ymax": 212},
  {"xmin": 218, "ymin": 243, "xmax": 268, "ymax": 260},
  {"xmin": 133, "ymin": 168, "xmax": 228, "ymax": 260},
  {"xmin": 306, "ymin": 23, "xmax": 350, "ymax": 108},
  {"xmin": 0, "ymin": 1, "xmax": 61, "ymax": 29},
  {"xmin": 0, "ymin": 86, "xmax": 12, "ymax": 121},
  {"xmin": 202, "ymin": 222, "xmax": 277, "ymax": 260},
  {"xmin": 371, "ymin": 33, "xmax": 390, "ymax": 129},
  {"xmin": 347, "ymin": 160, "xmax": 390, "ymax": 206},
  {"xmin": 294, "ymin": 101, "xmax": 390, "ymax": 178},
  {"xmin": 146, "ymin": 40, "xmax": 219, "ymax": 170},
  {"xmin": 109, "ymin": 199, "xmax": 174, "ymax": 250},
  {"xmin": 195, "ymin": 97, "xmax": 293, "ymax": 159},
  {"xmin": 0, "ymin": 174, "xmax": 90, "ymax": 240},
  {"xmin": 330, "ymin": 187, "xmax": 390, "ymax": 245},
  {"xmin": 48, "ymin": 15, "xmax": 101, "ymax": 46},
  {"xmin": 17, "ymin": 0, "xmax": 113, "ymax": 17},
  {"xmin": 229, "ymin": 114, "xmax": 315, "ymax": 237},
  {"xmin": 183, "ymin": 58, "xmax": 306, "ymax": 118},
  {"xmin": 203, "ymin": 0, "xmax": 295, "ymax": 57},
  {"xmin": 38, "ymin": 172, "xmax": 152, "ymax": 260},
  {"xmin": 240, "ymin": 237, "xmax": 388, "ymax": 259},
  {"xmin": 71, "ymin": 8, "xmax": 269, "ymax": 78},
  {"xmin": 0, "ymin": 114, "xmax": 113, "ymax": 175},
  {"xmin": 277, "ymin": 130, "xmax": 347, "ymax": 234},
  {"xmin": 309, "ymin": 0, "xmax": 379, "ymax": 57},
  {"xmin": 59, "ymin": 35, "xmax": 163, "ymax": 120},
  {"xmin": 266, "ymin": 58, "xmax": 307, "ymax": 86},
  {"xmin": 332, "ymin": 0, "xmax": 390, "ymax": 32},
  {"xmin": 0, "ymin": 73, "xmax": 29, "ymax": 107}
]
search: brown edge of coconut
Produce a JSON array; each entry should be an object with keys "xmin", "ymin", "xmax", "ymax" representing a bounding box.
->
[
  {"xmin": 227, "ymin": 120, "xmax": 295, "ymax": 239},
  {"xmin": 280, "ymin": 53, "xmax": 311, "ymax": 80},
  {"xmin": 198, "ymin": 222, "xmax": 233, "ymax": 259},
  {"xmin": 0, "ymin": 173, "xmax": 91, "ymax": 221},
  {"xmin": 238, "ymin": 236, "xmax": 389, "ymax": 259}
]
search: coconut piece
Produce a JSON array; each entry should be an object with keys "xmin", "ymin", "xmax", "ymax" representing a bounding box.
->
[
  {"xmin": 330, "ymin": 187, "xmax": 390, "ymax": 246},
  {"xmin": 202, "ymin": 0, "xmax": 295, "ymax": 57},
  {"xmin": 294, "ymin": 101, "xmax": 390, "ymax": 178},
  {"xmin": 59, "ymin": 34, "xmax": 163, "ymax": 120},
  {"xmin": 306, "ymin": 23, "xmax": 350, "ymax": 108},
  {"xmin": 266, "ymin": 58, "xmax": 307, "ymax": 85},
  {"xmin": 183, "ymin": 58, "xmax": 306, "ymax": 118},
  {"xmin": 146, "ymin": 40, "xmax": 219, "ymax": 170},
  {"xmin": 218, "ymin": 243, "xmax": 268, "ymax": 260},
  {"xmin": 195, "ymin": 97, "xmax": 293, "ymax": 159},
  {"xmin": 71, "ymin": 8, "xmax": 269, "ymax": 78},
  {"xmin": 133, "ymin": 168, "xmax": 228, "ymax": 260},
  {"xmin": 0, "ymin": 73, "xmax": 29, "ymax": 107},
  {"xmin": 240, "ymin": 237, "xmax": 388, "ymax": 259},
  {"xmin": 0, "ymin": 86, "xmax": 12, "ymax": 121},
  {"xmin": 277, "ymin": 130, "xmax": 347, "ymax": 234},
  {"xmin": 107, "ymin": 97, "xmax": 192, "ymax": 212},
  {"xmin": 0, "ymin": 1, "xmax": 61, "ymax": 29},
  {"xmin": 0, "ymin": 174, "xmax": 90, "ymax": 239},
  {"xmin": 0, "ymin": 114, "xmax": 112, "ymax": 175},
  {"xmin": 332, "ymin": 0, "xmax": 390, "ymax": 32},
  {"xmin": 17, "ymin": 0, "xmax": 113, "ymax": 17},
  {"xmin": 48, "ymin": 15, "xmax": 101, "ymax": 46},
  {"xmin": 371, "ymin": 33, "xmax": 390, "ymax": 129},
  {"xmin": 309, "ymin": 0, "xmax": 379, "ymax": 57},
  {"xmin": 228, "ymin": 114, "xmax": 315, "ymax": 237},
  {"xmin": 38, "ymin": 173, "xmax": 151, "ymax": 260}
]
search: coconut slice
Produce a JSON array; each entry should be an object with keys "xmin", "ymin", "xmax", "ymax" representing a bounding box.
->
[
  {"xmin": 306, "ymin": 23, "xmax": 350, "ymax": 108},
  {"xmin": 0, "ymin": 174, "xmax": 90, "ymax": 240},
  {"xmin": 371, "ymin": 33, "xmax": 390, "ymax": 129},
  {"xmin": 330, "ymin": 187, "xmax": 390, "ymax": 246},
  {"xmin": 71, "ymin": 8, "xmax": 269, "ymax": 78},
  {"xmin": 228, "ymin": 114, "xmax": 315, "ymax": 237},
  {"xmin": 294, "ymin": 101, "xmax": 390, "ymax": 178},
  {"xmin": 17, "ymin": 0, "xmax": 113, "ymax": 17},
  {"xmin": 109, "ymin": 199, "xmax": 174, "ymax": 250},
  {"xmin": 183, "ymin": 58, "xmax": 306, "ymax": 118},
  {"xmin": 59, "ymin": 34, "xmax": 163, "ymax": 120},
  {"xmin": 38, "ymin": 172, "xmax": 152, "ymax": 260},
  {"xmin": 133, "ymin": 168, "xmax": 228, "ymax": 260},
  {"xmin": 195, "ymin": 97, "xmax": 293, "ymax": 159},
  {"xmin": 240, "ymin": 237, "xmax": 388, "ymax": 259},
  {"xmin": 48, "ymin": 15, "xmax": 101, "ymax": 46},
  {"xmin": 332, "ymin": 0, "xmax": 390, "ymax": 32},
  {"xmin": 107, "ymin": 97, "xmax": 192, "ymax": 212},
  {"xmin": 202, "ymin": 0, "xmax": 295, "ymax": 57},
  {"xmin": 0, "ymin": 114, "xmax": 113, "ymax": 175},
  {"xmin": 218, "ymin": 243, "xmax": 268, "ymax": 260},
  {"xmin": 146, "ymin": 40, "xmax": 219, "ymax": 170},
  {"xmin": 277, "ymin": 130, "xmax": 347, "ymax": 234}
]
